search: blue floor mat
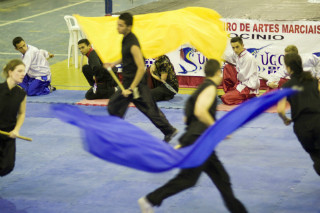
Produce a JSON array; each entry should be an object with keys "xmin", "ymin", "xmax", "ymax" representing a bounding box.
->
[
  {"xmin": 0, "ymin": 103, "xmax": 319, "ymax": 213},
  {"xmin": 157, "ymin": 94, "xmax": 223, "ymax": 109},
  {"xmin": 26, "ymin": 90, "xmax": 86, "ymax": 104},
  {"xmin": 156, "ymin": 94, "xmax": 190, "ymax": 109}
]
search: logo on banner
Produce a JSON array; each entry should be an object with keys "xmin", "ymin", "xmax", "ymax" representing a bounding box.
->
[
  {"xmin": 267, "ymin": 66, "xmax": 279, "ymax": 75},
  {"xmin": 259, "ymin": 52, "xmax": 284, "ymax": 75},
  {"xmin": 247, "ymin": 45, "xmax": 285, "ymax": 77},
  {"xmin": 247, "ymin": 44, "xmax": 272, "ymax": 58},
  {"xmin": 178, "ymin": 47, "xmax": 207, "ymax": 74},
  {"xmin": 145, "ymin": 59, "xmax": 155, "ymax": 68},
  {"xmin": 313, "ymin": 52, "xmax": 320, "ymax": 57}
]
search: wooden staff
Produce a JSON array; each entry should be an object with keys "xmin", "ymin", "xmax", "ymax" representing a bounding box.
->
[
  {"xmin": 107, "ymin": 67, "xmax": 140, "ymax": 99},
  {"xmin": 0, "ymin": 130, "xmax": 32, "ymax": 141},
  {"xmin": 107, "ymin": 67, "xmax": 125, "ymax": 91}
]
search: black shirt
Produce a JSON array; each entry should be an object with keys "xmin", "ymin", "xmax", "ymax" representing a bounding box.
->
[
  {"xmin": 87, "ymin": 49, "xmax": 102, "ymax": 70},
  {"xmin": 0, "ymin": 81, "xmax": 26, "ymax": 131},
  {"xmin": 184, "ymin": 79, "xmax": 218, "ymax": 135},
  {"xmin": 87, "ymin": 49, "xmax": 117, "ymax": 86},
  {"xmin": 282, "ymin": 73, "xmax": 320, "ymax": 121},
  {"xmin": 121, "ymin": 32, "xmax": 141, "ymax": 84}
]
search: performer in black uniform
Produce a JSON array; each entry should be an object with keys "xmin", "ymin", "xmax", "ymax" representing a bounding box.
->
[
  {"xmin": 78, "ymin": 39, "xmax": 117, "ymax": 100},
  {"xmin": 138, "ymin": 59, "xmax": 248, "ymax": 213},
  {"xmin": 104, "ymin": 12, "xmax": 177, "ymax": 142},
  {"xmin": 0, "ymin": 59, "xmax": 27, "ymax": 177},
  {"xmin": 278, "ymin": 53, "xmax": 320, "ymax": 176}
]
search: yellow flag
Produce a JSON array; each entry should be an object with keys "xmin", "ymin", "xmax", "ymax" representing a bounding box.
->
[{"xmin": 74, "ymin": 7, "xmax": 227, "ymax": 63}]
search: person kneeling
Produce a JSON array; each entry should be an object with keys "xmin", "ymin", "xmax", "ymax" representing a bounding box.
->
[
  {"xmin": 13, "ymin": 37, "xmax": 55, "ymax": 96},
  {"xmin": 150, "ymin": 55, "xmax": 179, "ymax": 102},
  {"xmin": 78, "ymin": 38, "xmax": 117, "ymax": 100},
  {"xmin": 85, "ymin": 66, "xmax": 118, "ymax": 100}
]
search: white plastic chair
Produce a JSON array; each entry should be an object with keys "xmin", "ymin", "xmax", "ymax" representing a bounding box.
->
[{"xmin": 64, "ymin": 15, "xmax": 84, "ymax": 69}]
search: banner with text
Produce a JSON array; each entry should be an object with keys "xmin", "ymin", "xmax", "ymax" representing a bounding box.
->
[{"xmin": 149, "ymin": 19, "xmax": 320, "ymax": 79}]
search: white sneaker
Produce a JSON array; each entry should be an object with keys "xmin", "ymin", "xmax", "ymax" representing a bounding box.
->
[{"xmin": 138, "ymin": 197, "xmax": 154, "ymax": 213}]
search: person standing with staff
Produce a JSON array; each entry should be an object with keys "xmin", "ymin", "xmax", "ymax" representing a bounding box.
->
[
  {"xmin": 104, "ymin": 12, "xmax": 178, "ymax": 142},
  {"xmin": 0, "ymin": 59, "xmax": 27, "ymax": 177}
]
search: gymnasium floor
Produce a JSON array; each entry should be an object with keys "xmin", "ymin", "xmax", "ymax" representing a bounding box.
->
[{"xmin": 0, "ymin": 0, "xmax": 319, "ymax": 212}]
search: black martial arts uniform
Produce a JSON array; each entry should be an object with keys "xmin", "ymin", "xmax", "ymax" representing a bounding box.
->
[
  {"xmin": 82, "ymin": 49, "xmax": 117, "ymax": 100},
  {"xmin": 107, "ymin": 32, "xmax": 176, "ymax": 137},
  {"xmin": 282, "ymin": 73, "xmax": 320, "ymax": 176},
  {"xmin": 0, "ymin": 82, "xmax": 26, "ymax": 176},
  {"xmin": 146, "ymin": 79, "xmax": 248, "ymax": 213}
]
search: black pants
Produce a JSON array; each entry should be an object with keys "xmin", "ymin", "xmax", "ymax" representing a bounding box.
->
[
  {"xmin": 309, "ymin": 151, "xmax": 320, "ymax": 176},
  {"xmin": 294, "ymin": 114, "xmax": 320, "ymax": 176},
  {"xmin": 146, "ymin": 151, "xmax": 247, "ymax": 213},
  {"xmin": 146, "ymin": 128, "xmax": 247, "ymax": 213},
  {"xmin": 82, "ymin": 65, "xmax": 95, "ymax": 86},
  {"xmin": 0, "ymin": 134, "xmax": 16, "ymax": 177},
  {"xmin": 151, "ymin": 84, "xmax": 176, "ymax": 102},
  {"xmin": 85, "ymin": 85, "xmax": 115, "ymax": 100},
  {"xmin": 107, "ymin": 82, "xmax": 175, "ymax": 135}
]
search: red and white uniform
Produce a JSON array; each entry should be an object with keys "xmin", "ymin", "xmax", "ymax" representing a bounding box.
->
[
  {"xmin": 267, "ymin": 53, "xmax": 320, "ymax": 87},
  {"xmin": 221, "ymin": 50, "xmax": 260, "ymax": 105}
]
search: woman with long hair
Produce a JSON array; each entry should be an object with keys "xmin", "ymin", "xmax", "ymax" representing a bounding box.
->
[
  {"xmin": 278, "ymin": 53, "xmax": 320, "ymax": 176},
  {"xmin": 0, "ymin": 59, "xmax": 27, "ymax": 176}
]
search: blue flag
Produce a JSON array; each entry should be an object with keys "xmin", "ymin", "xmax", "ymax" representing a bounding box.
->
[{"xmin": 52, "ymin": 89, "xmax": 296, "ymax": 173}]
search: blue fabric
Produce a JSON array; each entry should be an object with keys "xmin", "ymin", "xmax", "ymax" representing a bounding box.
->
[{"xmin": 51, "ymin": 89, "xmax": 296, "ymax": 173}]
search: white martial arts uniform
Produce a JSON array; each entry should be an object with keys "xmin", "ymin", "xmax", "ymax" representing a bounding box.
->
[
  {"xmin": 22, "ymin": 44, "xmax": 51, "ymax": 81},
  {"xmin": 224, "ymin": 50, "xmax": 260, "ymax": 94},
  {"xmin": 267, "ymin": 53, "xmax": 320, "ymax": 86},
  {"xmin": 19, "ymin": 44, "xmax": 52, "ymax": 96}
]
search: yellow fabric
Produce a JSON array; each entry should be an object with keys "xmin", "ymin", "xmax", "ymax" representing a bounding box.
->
[{"xmin": 74, "ymin": 7, "xmax": 228, "ymax": 63}]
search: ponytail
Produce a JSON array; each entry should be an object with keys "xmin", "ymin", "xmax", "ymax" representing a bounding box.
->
[
  {"xmin": 284, "ymin": 53, "xmax": 313, "ymax": 82},
  {"xmin": 2, "ymin": 59, "xmax": 25, "ymax": 78}
]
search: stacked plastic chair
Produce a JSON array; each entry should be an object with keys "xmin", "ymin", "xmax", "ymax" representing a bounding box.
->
[{"xmin": 64, "ymin": 15, "xmax": 84, "ymax": 69}]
